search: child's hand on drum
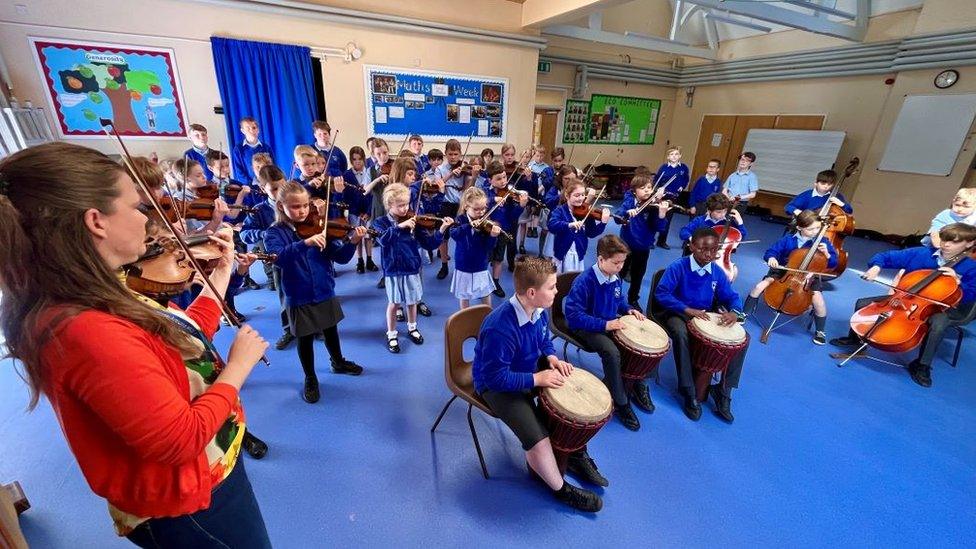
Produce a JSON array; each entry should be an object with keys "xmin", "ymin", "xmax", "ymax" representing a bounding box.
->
[
  {"xmin": 534, "ymin": 369, "xmax": 565, "ymax": 388},
  {"xmin": 605, "ymin": 319, "xmax": 626, "ymax": 331},
  {"xmin": 629, "ymin": 309, "xmax": 646, "ymax": 321},
  {"xmin": 718, "ymin": 311, "xmax": 738, "ymax": 326},
  {"xmin": 547, "ymin": 355, "xmax": 573, "ymax": 377},
  {"xmin": 684, "ymin": 307, "xmax": 710, "ymax": 321}
]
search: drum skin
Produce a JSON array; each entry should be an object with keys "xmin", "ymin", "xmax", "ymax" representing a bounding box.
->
[
  {"xmin": 539, "ymin": 369, "xmax": 611, "ymax": 455},
  {"xmin": 611, "ymin": 316, "xmax": 671, "ymax": 382}
]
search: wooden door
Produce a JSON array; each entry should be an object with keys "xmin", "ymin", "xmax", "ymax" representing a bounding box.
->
[
  {"xmin": 774, "ymin": 115, "xmax": 825, "ymax": 130},
  {"xmin": 723, "ymin": 115, "xmax": 777, "ymax": 180},
  {"xmin": 535, "ymin": 108, "xmax": 558, "ymax": 153},
  {"xmin": 692, "ymin": 115, "xmax": 736, "ymax": 180}
]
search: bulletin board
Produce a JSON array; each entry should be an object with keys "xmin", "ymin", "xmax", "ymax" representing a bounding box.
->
[
  {"xmin": 363, "ymin": 65, "xmax": 508, "ymax": 143},
  {"xmin": 562, "ymin": 99, "xmax": 590, "ymax": 144},
  {"xmin": 587, "ymin": 94, "xmax": 660, "ymax": 145}
]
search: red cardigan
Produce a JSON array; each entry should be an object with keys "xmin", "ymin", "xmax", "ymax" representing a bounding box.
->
[{"xmin": 41, "ymin": 296, "xmax": 239, "ymax": 518}]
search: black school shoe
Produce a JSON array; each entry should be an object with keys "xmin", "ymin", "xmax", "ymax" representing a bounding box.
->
[
  {"xmin": 377, "ymin": 277, "xmax": 386, "ymax": 289},
  {"xmin": 407, "ymin": 328, "xmax": 424, "ymax": 345},
  {"xmin": 302, "ymin": 376, "xmax": 320, "ymax": 404},
  {"xmin": 275, "ymin": 331, "xmax": 296, "ymax": 351},
  {"xmin": 630, "ymin": 381, "xmax": 655, "ymax": 413},
  {"xmin": 614, "ymin": 403, "xmax": 640, "ymax": 431},
  {"xmin": 492, "ymin": 279, "xmax": 506, "ymax": 298},
  {"xmin": 418, "ymin": 302, "xmax": 432, "ymax": 317},
  {"xmin": 908, "ymin": 360, "xmax": 932, "ymax": 388},
  {"xmin": 830, "ymin": 335, "xmax": 860, "ymax": 347},
  {"xmin": 356, "ymin": 258, "xmax": 366, "ymax": 274},
  {"xmin": 436, "ymin": 263, "xmax": 449, "ymax": 280},
  {"xmin": 331, "ymin": 358, "xmax": 364, "ymax": 376},
  {"xmin": 242, "ymin": 431, "xmax": 268, "ymax": 460},
  {"xmin": 567, "ymin": 448, "xmax": 609, "ymax": 487},
  {"xmin": 366, "ymin": 258, "xmax": 379, "ymax": 272},
  {"xmin": 553, "ymin": 482, "xmax": 602, "ymax": 513},
  {"xmin": 708, "ymin": 385, "xmax": 734, "ymax": 424},
  {"xmin": 682, "ymin": 394, "xmax": 702, "ymax": 421}
]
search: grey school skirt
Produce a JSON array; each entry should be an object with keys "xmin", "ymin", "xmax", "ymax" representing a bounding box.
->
[{"xmin": 286, "ymin": 297, "xmax": 344, "ymax": 338}]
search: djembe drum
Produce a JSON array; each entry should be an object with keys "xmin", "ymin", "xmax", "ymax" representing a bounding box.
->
[
  {"xmin": 611, "ymin": 315, "xmax": 670, "ymax": 391},
  {"xmin": 538, "ymin": 369, "xmax": 612, "ymax": 474},
  {"xmin": 687, "ymin": 313, "xmax": 748, "ymax": 401}
]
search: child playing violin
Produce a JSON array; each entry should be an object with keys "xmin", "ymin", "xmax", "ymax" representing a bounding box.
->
[
  {"xmin": 565, "ymin": 235, "xmax": 649, "ymax": 431},
  {"xmin": 436, "ymin": 140, "xmax": 470, "ymax": 279},
  {"xmin": 372, "ymin": 183, "xmax": 453, "ymax": 353},
  {"xmin": 651, "ymin": 146, "xmax": 690, "ymax": 249},
  {"xmin": 742, "ymin": 209, "xmax": 836, "ymax": 345},
  {"xmin": 264, "ymin": 181, "xmax": 368, "ymax": 404},
  {"xmin": 473, "ymin": 256, "xmax": 604, "ymax": 512},
  {"xmin": 450, "ymin": 187, "xmax": 501, "ymax": 309},
  {"xmin": 170, "ymin": 157, "xmax": 230, "ymax": 235},
  {"xmin": 485, "ymin": 160, "xmax": 529, "ymax": 297},
  {"xmin": 547, "ymin": 179, "xmax": 610, "ymax": 273},
  {"xmin": 616, "ymin": 174, "xmax": 667, "ymax": 310},
  {"xmin": 654, "ymin": 227, "xmax": 748, "ymax": 423},
  {"xmin": 679, "ymin": 193, "xmax": 746, "ymax": 255},
  {"xmin": 830, "ymin": 222, "xmax": 976, "ymax": 387},
  {"xmin": 345, "ymin": 146, "xmax": 379, "ymax": 274}
]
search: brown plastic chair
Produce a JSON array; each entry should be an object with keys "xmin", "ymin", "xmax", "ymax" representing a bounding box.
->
[
  {"xmin": 430, "ymin": 305, "xmax": 496, "ymax": 479},
  {"xmin": 549, "ymin": 271, "xmax": 594, "ymax": 359}
]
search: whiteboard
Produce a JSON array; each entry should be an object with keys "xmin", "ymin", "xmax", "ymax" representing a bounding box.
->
[
  {"xmin": 879, "ymin": 94, "xmax": 976, "ymax": 176},
  {"xmin": 741, "ymin": 129, "xmax": 846, "ymax": 196}
]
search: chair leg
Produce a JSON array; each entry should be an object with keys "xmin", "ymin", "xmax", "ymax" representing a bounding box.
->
[
  {"xmin": 562, "ymin": 340, "xmax": 569, "ymax": 360},
  {"xmin": 430, "ymin": 395, "xmax": 458, "ymax": 432},
  {"xmin": 951, "ymin": 327, "xmax": 963, "ymax": 368},
  {"xmin": 467, "ymin": 403, "xmax": 490, "ymax": 479}
]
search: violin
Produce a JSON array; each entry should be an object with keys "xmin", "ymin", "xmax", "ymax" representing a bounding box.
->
[
  {"xmin": 379, "ymin": 158, "xmax": 395, "ymax": 176},
  {"xmin": 158, "ymin": 195, "xmax": 255, "ymax": 223},
  {"xmin": 760, "ymin": 222, "xmax": 834, "ymax": 343},
  {"xmin": 495, "ymin": 185, "xmax": 546, "ymax": 209},
  {"xmin": 449, "ymin": 160, "xmax": 472, "ymax": 176},
  {"xmin": 124, "ymin": 233, "xmax": 222, "ymax": 297},
  {"xmin": 819, "ymin": 158, "xmax": 859, "ymax": 276},
  {"xmin": 849, "ymin": 250, "xmax": 970, "ymax": 354},
  {"xmin": 293, "ymin": 208, "xmax": 377, "ymax": 241},
  {"xmin": 572, "ymin": 203, "xmax": 608, "ymax": 222},
  {"xmin": 465, "ymin": 217, "xmax": 512, "ymax": 242},
  {"xmin": 396, "ymin": 211, "xmax": 447, "ymax": 230},
  {"xmin": 715, "ymin": 198, "xmax": 743, "ymax": 282}
]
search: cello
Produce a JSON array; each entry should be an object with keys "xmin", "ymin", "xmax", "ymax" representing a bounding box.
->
[
  {"xmin": 818, "ymin": 158, "xmax": 859, "ymax": 276},
  {"xmin": 846, "ymin": 249, "xmax": 971, "ymax": 356},
  {"xmin": 759, "ymin": 220, "xmax": 836, "ymax": 343},
  {"xmin": 714, "ymin": 198, "xmax": 743, "ymax": 282}
]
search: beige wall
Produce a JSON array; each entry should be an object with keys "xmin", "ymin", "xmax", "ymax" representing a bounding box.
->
[
  {"xmin": 0, "ymin": 0, "xmax": 540, "ymax": 161},
  {"xmin": 536, "ymin": 62, "xmax": 676, "ymax": 167}
]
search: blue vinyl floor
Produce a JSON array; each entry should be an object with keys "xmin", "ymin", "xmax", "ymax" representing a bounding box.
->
[{"xmin": 1, "ymin": 212, "xmax": 974, "ymax": 548}]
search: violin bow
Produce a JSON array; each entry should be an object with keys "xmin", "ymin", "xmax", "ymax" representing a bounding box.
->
[{"xmin": 100, "ymin": 119, "xmax": 270, "ymax": 366}]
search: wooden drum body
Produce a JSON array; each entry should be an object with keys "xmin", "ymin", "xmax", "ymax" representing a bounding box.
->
[
  {"xmin": 687, "ymin": 313, "xmax": 749, "ymax": 401},
  {"xmin": 611, "ymin": 316, "xmax": 671, "ymax": 390},
  {"xmin": 539, "ymin": 369, "xmax": 612, "ymax": 473}
]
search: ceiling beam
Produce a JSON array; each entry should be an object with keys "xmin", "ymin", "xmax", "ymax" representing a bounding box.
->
[
  {"xmin": 685, "ymin": 0, "xmax": 868, "ymax": 41},
  {"xmin": 521, "ymin": 0, "xmax": 632, "ymax": 28},
  {"xmin": 543, "ymin": 23, "xmax": 719, "ymax": 59}
]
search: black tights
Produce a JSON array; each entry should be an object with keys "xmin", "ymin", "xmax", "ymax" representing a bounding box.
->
[{"xmin": 297, "ymin": 325, "xmax": 343, "ymax": 378}]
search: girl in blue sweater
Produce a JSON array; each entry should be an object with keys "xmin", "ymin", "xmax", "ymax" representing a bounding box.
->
[
  {"xmin": 547, "ymin": 179, "xmax": 609, "ymax": 273},
  {"xmin": 450, "ymin": 187, "xmax": 501, "ymax": 309},
  {"xmin": 372, "ymin": 183, "xmax": 454, "ymax": 353},
  {"xmin": 265, "ymin": 181, "xmax": 367, "ymax": 404}
]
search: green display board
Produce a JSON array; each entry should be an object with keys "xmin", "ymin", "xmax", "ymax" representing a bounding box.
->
[
  {"xmin": 562, "ymin": 94, "xmax": 661, "ymax": 145},
  {"xmin": 562, "ymin": 99, "xmax": 590, "ymax": 144}
]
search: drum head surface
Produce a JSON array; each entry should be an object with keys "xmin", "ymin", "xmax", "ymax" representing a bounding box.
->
[
  {"xmin": 615, "ymin": 316, "xmax": 670, "ymax": 352},
  {"xmin": 543, "ymin": 368, "xmax": 612, "ymax": 422},
  {"xmin": 690, "ymin": 313, "xmax": 747, "ymax": 344}
]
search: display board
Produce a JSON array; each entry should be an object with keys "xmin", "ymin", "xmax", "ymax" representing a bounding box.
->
[
  {"xmin": 879, "ymin": 93, "xmax": 976, "ymax": 176},
  {"xmin": 741, "ymin": 129, "xmax": 846, "ymax": 196},
  {"xmin": 30, "ymin": 37, "xmax": 188, "ymax": 139},
  {"xmin": 563, "ymin": 99, "xmax": 590, "ymax": 144},
  {"xmin": 587, "ymin": 94, "xmax": 660, "ymax": 145},
  {"xmin": 363, "ymin": 65, "xmax": 508, "ymax": 143}
]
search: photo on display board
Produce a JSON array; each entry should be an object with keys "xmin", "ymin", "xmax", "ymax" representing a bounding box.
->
[
  {"xmin": 472, "ymin": 106, "xmax": 487, "ymax": 119},
  {"xmin": 406, "ymin": 101, "xmax": 425, "ymax": 110},
  {"xmin": 372, "ymin": 74, "xmax": 397, "ymax": 95},
  {"xmin": 447, "ymin": 104, "xmax": 459, "ymax": 122},
  {"xmin": 481, "ymin": 83, "xmax": 501, "ymax": 104},
  {"xmin": 489, "ymin": 119, "xmax": 501, "ymax": 136},
  {"xmin": 486, "ymin": 105, "xmax": 501, "ymax": 117}
]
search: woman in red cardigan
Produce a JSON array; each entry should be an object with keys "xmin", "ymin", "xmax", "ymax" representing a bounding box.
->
[{"xmin": 0, "ymin": 142, "xmax": 271, "ymax": 548}]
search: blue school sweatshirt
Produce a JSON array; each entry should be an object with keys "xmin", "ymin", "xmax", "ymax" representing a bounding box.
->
[
  {"xmin": 473, "ymin": 298, "xmax": 556, "ymax": 393},
  {"xmin": 264, "ymin": 223, "xmax": 355, "ymax": 307},
  {"xmin": 450, "ymin": 214, "xmax": 497, "ymax": 273},
  {"xmin": 655, "ymin": 255, "xmax": 743, "ymax": 314},
  {"xmin": 564, "ymin": 265, "xmax": 632, "ymax": 333}
]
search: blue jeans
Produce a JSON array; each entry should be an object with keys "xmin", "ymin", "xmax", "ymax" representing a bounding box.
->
[{"xmin": 126, "ymin": 460, "xmax": 271, "ymax": 548}]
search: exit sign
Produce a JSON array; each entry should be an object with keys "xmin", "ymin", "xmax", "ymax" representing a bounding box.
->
[{"xmin": 538, "ymin": 60, "xmax": 551, "ymax": 73}]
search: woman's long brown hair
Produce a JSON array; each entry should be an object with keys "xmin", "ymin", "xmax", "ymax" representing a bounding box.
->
[{"xmin": 0, "ymin": 142, "xmax": 195, "ymax": 409}]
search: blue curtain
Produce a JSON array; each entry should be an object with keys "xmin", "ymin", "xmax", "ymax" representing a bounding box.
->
[{"xmin": 211, "ymin": 37, "xmax": 315, "ymax": 176}]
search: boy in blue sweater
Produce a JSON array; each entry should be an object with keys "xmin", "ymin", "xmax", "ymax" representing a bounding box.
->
[
  {"xmin": 232, "ymin": 117, "xmax": 273, "ymax": 182},
  {"xmin": 743, "ymin": 210, "xmax": 837, "ymax": 345},
  {"xmin": 184, "ymin": 123, "xmax": 215, "ymax": 180},
  {"xmin": 485, "ymin": 160, "xmax": 528, "ymax": 297},
  {"xmin": 830, "ymin": 223, "xmax": 976, "ymax": 387},
  {"xmin": 565, "ymin": 235, "xmax": 649, "ymax": 431},
  {"xmin": 688, "ymin": 159, "xmax": 722, "ymax": 216},
  {"xmin": 653, "ymin": 227, "xmax": 748, "ymax": 423},
  {"xmin": 473, "ymin": 256, "xmax": 604, "ymax": 511},
  {"xmin": 311, "ymin": 120, "xmax": 348, "ymax": 176},
  {"xmin": 615, "ymin": 174, "xmax": 665, "ymax": 309},
  {"xmin": 651, "ymin": 146, "xmax": 690, "ymax": 249},
  {"xmin": 785, "ymin": 169, "xmax": 853, "ymax": 218},
  {"xmin": 408, "ymin": 134, "xmax": 430, "ymax": 177},
  {"xmin": 679, "ymin": 193, "xmax": 746, "ymax": 258}
]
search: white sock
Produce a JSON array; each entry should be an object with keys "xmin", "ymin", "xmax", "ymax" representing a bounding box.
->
[
  {"xmin": 387, "ymin": 330, "xmax": 398, "ymax": 338},
  {"xmin": 407, "ymin": 322, "xmax": 418, "ymax": 331}
]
